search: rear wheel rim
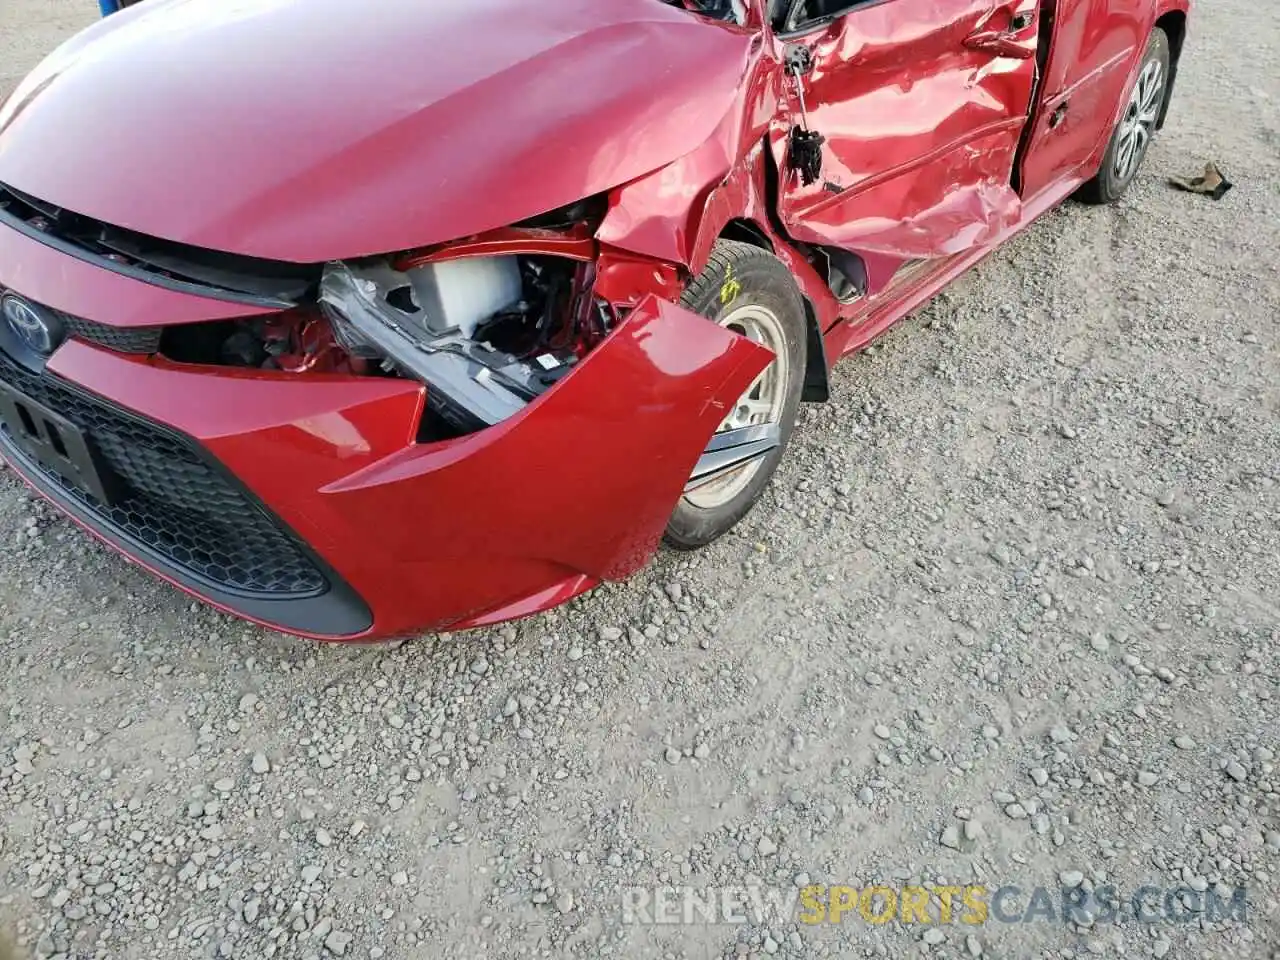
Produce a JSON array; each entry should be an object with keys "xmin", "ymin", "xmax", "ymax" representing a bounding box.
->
[
  {"xmin": 684, "ymin": 303, "xmax": 789, "ymax": 510},
  {"xmin": 1114, "ymin": 58, "xmax": 1165, "ymax": 183}
]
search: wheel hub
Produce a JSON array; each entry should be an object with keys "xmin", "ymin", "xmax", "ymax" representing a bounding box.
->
[{"xmin": 1113, "ymin": 59, "xmax": 1165, "ymax": 183}]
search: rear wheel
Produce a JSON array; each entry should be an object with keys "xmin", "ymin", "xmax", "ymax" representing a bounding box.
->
[
  {"xmin": 1079, "ymin": 28, "xmax": 1170, "ymax": 204},
  {"xmin": 664, "ymin": 241, "xmax": 807, "ymax": 550}
]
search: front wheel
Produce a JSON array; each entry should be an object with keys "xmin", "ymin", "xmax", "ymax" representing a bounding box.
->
[
  {"xmin": 1079, "ymin": 28, "xmax": 1171, "ymax": 204},
  {"xmin": 664, "ymin": 241, "xmax": 807, "ymax": 550}
]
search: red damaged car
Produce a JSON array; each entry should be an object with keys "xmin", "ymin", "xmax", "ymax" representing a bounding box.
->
[{"xmin": 0, "ymin": 0, "xmax": 1188, "ymax": 639}]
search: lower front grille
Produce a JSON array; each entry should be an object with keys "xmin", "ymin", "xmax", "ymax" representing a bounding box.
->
[{"xmin": 0, "ymin": 351, "xmax": 326, "ymax": 599}]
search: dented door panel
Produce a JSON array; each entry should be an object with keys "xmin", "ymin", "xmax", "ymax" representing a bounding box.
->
[
  {"xmin": 775, "ymin": 0, "xmax": 1039, "ymax": 262},
  {"xmin": 773, "ymin": 122, "xmax": 1026, "ymax": 261}
]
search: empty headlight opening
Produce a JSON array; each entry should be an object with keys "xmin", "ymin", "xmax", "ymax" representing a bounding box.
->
[{"xmin": 320, "ymin": 250, "xmax": 609, "ymax": 438}]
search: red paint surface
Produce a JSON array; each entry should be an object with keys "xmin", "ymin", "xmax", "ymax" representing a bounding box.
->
[
  {"xmin": 396, "ymin": 227, "xmax": 598, "ymax": 270},
  {"xmin": 1019, "ymin": 0, "xmax": 1179, "ymax": 199},
  {"xmin": 0, "ymin": 0, "xmax": 1188, "ymax": 638}
]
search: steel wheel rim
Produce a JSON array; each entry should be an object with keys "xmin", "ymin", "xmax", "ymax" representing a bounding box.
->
[
  {"xmin": 684, "ymin": 303, "xmax": 789, "ymax": 510},
  {"xmin": 1113, "ymin": 59, "xmax": 1165, "ymax": 183}
]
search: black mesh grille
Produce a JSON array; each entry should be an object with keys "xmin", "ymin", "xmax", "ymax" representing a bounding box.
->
[
  {"xmin": 60, "ymin": 311, "xmax": 162, "ymax": 354},
  {"xmin": 0, "ymin": 352, "xmax": 327, "ymax": 598}
]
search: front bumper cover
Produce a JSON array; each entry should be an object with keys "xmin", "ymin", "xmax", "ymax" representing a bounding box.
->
[{"xmin": 0, "ymin": 235, "xmax": 771, "ymax": 638}]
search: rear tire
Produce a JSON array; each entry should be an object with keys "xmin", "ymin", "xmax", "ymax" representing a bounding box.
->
[
  {"xmin": 663, "ymin": 241, "xmax": 807, "ymax": 551},
  {"xmin": 1078, "ymin": 28, "xmax": 1170, "ymax": 204}
]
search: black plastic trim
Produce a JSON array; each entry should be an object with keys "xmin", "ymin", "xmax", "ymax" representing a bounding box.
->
[
  {"xmin": 801, "ymin": 304, "xmax": 830, "ymax": 403},
  {"xmin": 0, "ymin": 205, "xmax": 296, "ymax": 311}
]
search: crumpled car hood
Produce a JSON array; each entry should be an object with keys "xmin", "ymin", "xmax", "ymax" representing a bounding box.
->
[{"xmin": 0, "ymin": 0, "xmax": 752, "ymax": 263}]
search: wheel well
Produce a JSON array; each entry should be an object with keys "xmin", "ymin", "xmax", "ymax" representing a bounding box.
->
[
  {"xmin": 1154, "ymin": 11, "xmax": 1186, "ymax": 129},
  {"xmin": 1157, "ymin": 10, "xmax": 1186, "ymax": 62},
  {"xmin": 719, "ymin": 218, "xmax": 774, "ymax": 253},
  {"xmin": 716, "ymin": 220, "xmax": 829, "ymax": 403}
]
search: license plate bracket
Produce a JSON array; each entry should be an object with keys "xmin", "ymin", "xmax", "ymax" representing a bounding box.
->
[{"xmin": 0, "ymin": 380, "xmax": 122, "ymax": 505}]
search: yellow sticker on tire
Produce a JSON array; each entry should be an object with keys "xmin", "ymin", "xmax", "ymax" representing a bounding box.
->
[{"xmin": 720, "ymin": 264, "xmax": 742, "ymax": 306}]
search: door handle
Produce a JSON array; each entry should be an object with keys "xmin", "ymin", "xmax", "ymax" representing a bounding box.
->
[{"xmin": 963, "ymin": 30, "xmax": 1035, "ymax": 59}]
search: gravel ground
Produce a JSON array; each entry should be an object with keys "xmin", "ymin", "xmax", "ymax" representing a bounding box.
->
[{"xmin": 1, "ymin": 1, "xmax": 1278, "ymax": 958}]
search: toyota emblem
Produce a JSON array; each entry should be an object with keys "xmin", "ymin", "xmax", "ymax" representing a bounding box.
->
[{"xmin": 1, "ymin": 294, "xmax": 61, "ymax": 356}]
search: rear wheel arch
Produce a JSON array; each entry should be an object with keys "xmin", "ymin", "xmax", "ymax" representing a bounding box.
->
[{"xmin": 1078, "ymin": 26, "xmax": 1171, "ymax": 204}]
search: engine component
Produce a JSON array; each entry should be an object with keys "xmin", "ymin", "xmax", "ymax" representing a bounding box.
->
[
  {"xmin": 319, "ymin": 256, "xmax": 586, "ymax": 428},
  {"xmin": 402, "ymin": 255, "xmax": 522, "ymax": 340}
]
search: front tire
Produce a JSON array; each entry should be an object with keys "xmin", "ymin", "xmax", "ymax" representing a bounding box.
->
[
  {"xmin": 1079, "ymin": 28, "xmax": 1171, "ymax": 204},
  {"xmin": 664, "ymin": 241, "xmax": 807, "ymax": 551}
]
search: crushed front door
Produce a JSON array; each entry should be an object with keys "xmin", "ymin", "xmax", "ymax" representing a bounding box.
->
[{"xmin": 772, "ymin": 0, "xmax": 1041, "ymax": 262}]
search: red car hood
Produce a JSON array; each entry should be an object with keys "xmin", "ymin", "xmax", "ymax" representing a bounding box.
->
[{"xmin": 0, "ymin": 0, "xmax": 752, "ymax": 263}]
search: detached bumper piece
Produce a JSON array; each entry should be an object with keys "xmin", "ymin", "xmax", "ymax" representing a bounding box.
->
[
  {"xmin": 0, "ymin": 351, "xmax": 371, "ymax": 636},
  {"xmin": 685, "ymin": 424, "xmax": 780, "ymax": 493}
]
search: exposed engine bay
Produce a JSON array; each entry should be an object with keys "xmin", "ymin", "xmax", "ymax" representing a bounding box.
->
[
  {"xmin": 161, "ymin": 249, "xmax": 610, "ymax": 437},
  {"xmin": 319, "ymin": 253, "xmax": 608, "ymax": 431}
]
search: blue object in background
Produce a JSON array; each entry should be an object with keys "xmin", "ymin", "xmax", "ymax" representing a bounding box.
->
[{"xmin": 99, "ymin": 0, "xmax": 121, "ymax": 14}]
